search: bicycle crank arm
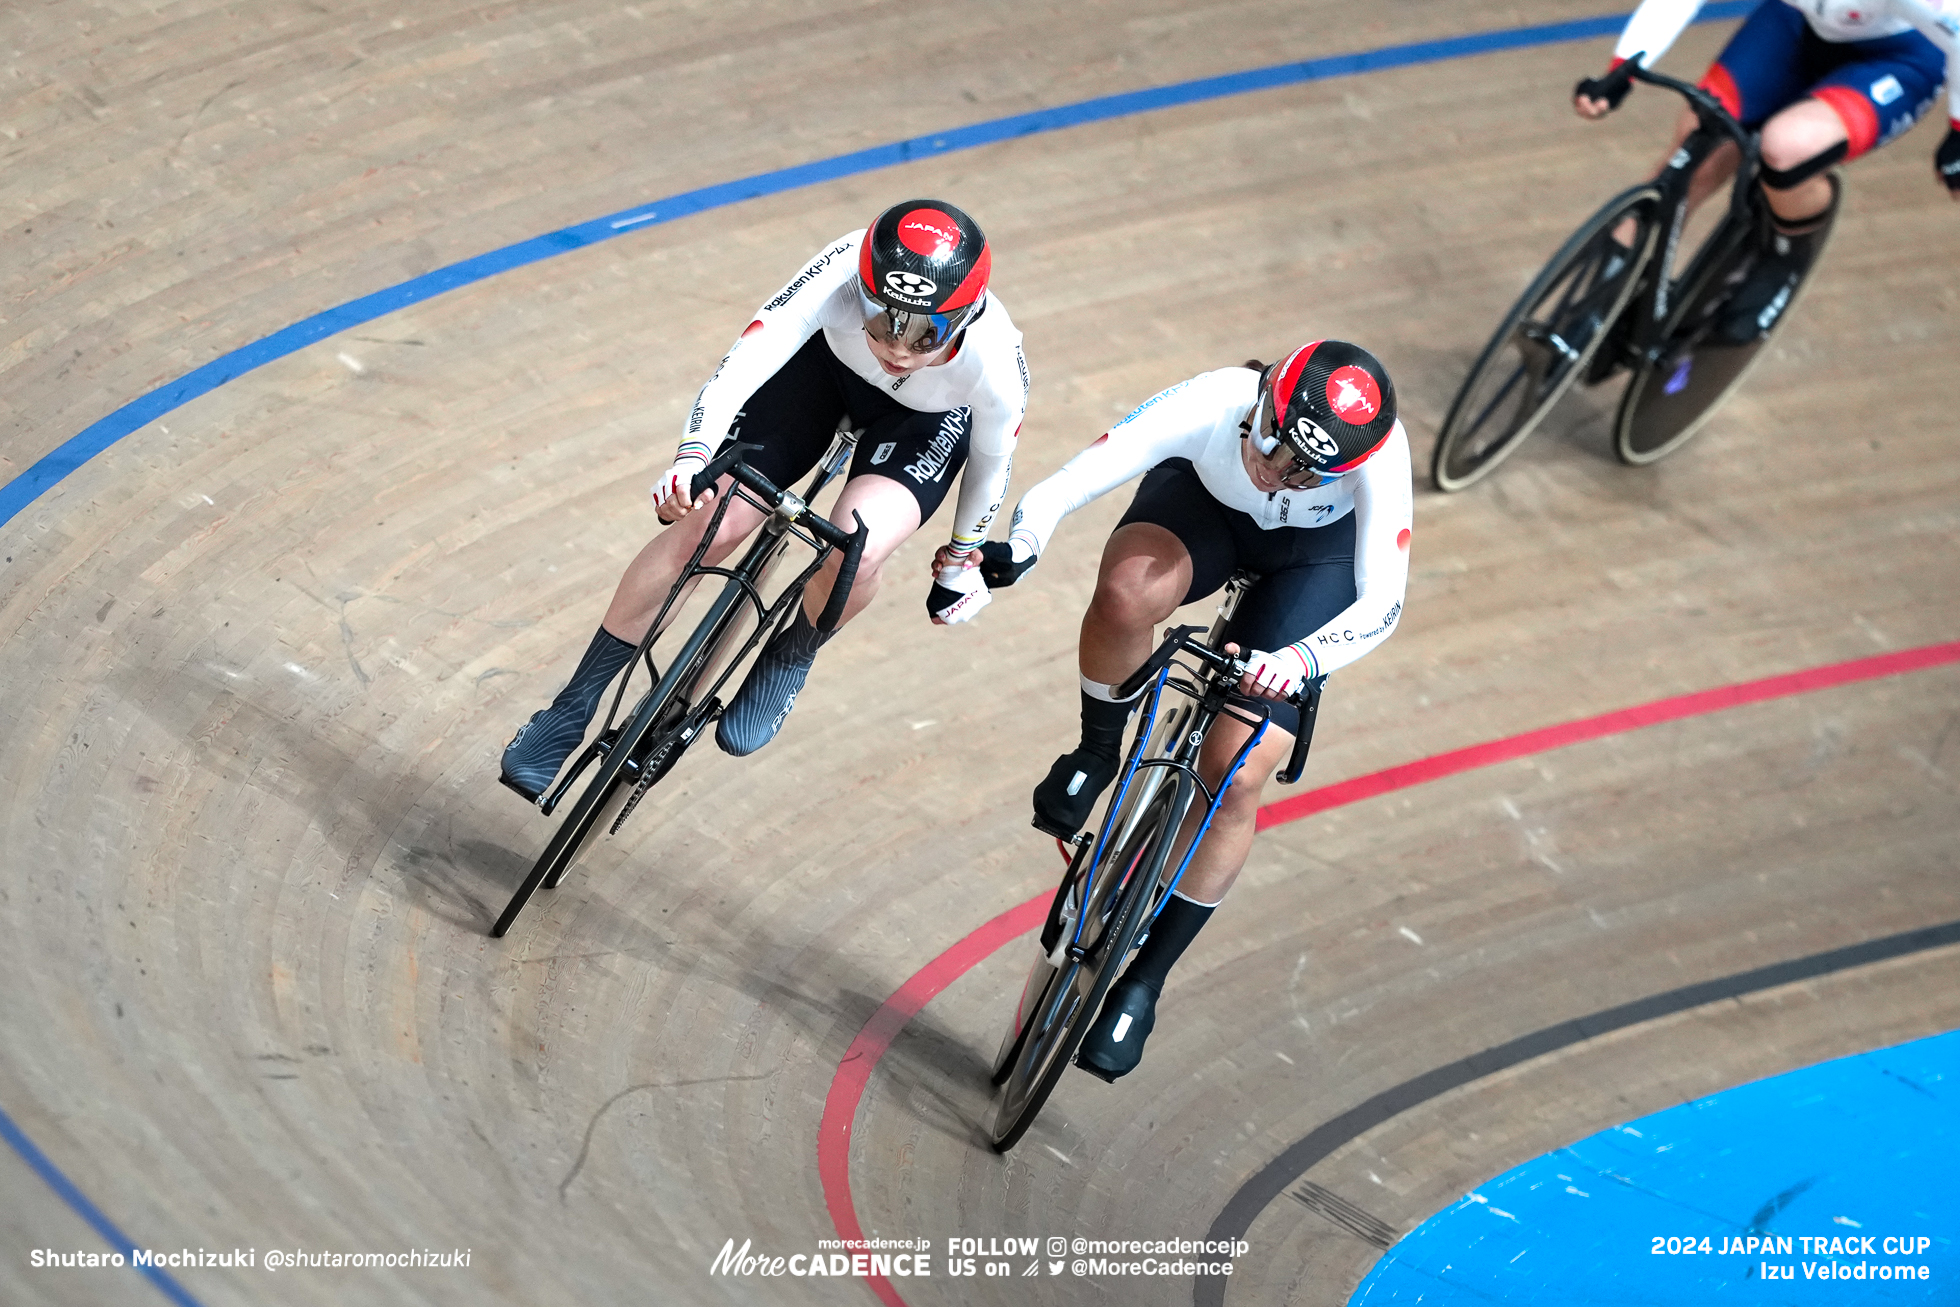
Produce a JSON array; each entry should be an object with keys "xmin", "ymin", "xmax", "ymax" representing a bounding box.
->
[{"xmin": 539, "ymin": 728, "xmax": 618, "ymax": 817}]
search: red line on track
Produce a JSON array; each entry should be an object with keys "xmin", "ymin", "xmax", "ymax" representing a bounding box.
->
[
  {"xmin": 1258, "ymin": 639, "xmax": 1960, "ymax": 829},
  {"xmin": 817, "ymin": 639, "xmax": 1960, "ymax": 1305}
]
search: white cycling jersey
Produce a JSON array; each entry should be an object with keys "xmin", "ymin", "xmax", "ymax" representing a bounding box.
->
[
  {"xmin": 1616, "ymin": 0, "xmax": 1960, "ymax": 119},
  {"xmin": 676, "ymin": 229, "xmax": 1030, "ymax": 555},
  {"xmin": 1007, "ymin": 367, "xmax": 1413, "ymax": 681}
]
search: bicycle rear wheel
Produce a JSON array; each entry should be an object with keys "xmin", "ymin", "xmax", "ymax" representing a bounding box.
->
[
  {"xmin": 1432, "ymin": 183, "xmax": 1662, "ymax": 492},
  {"xmin": 1613, "ymin": 178, "xmax": 1837, "ymax": 465},
  {"xmin": 989, "ymin": 776, "xmax": 1188, "ymax": 1152}
]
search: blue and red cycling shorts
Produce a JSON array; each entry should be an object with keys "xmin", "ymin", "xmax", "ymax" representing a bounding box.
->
[{"xmin": 1702, "ymin": 0, "xmax": 1947, "ymax": 156}]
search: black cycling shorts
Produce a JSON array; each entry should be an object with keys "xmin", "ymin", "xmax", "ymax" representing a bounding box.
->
[
  {"xmin": 713, "ymin": 332, "xmax": 970, "ymax": 523},
  {"xmin": 1117, "ymin": 458, "xmax": 1356, "ymax": 735}
]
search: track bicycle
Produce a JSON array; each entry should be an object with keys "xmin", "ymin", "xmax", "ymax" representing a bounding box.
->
[
  {"xmin": 987, "ymin": 573, "xmax": 1320, "ymax": 1151},
  {"xmin": 491, "ymin": 432, "xmax": 868, "ymax": 938},
  {"xmin": 1432, "ymin": 58, "xmax": 1839, "ymax": 491}
]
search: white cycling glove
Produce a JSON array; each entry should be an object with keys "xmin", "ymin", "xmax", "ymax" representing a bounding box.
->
[
  {"xmin": 1242, "ymin": 646, "xmax": 1309, "ymax": 700},
  {"xmin": 927, "ymin": 560, "xmax": 993, "ymax": 625},
  {"xmin": 651, "ymin": 454, "xmax": 709, "ymax": 513}
]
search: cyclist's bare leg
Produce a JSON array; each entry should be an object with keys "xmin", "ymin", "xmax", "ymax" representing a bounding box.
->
[
  {"xmin": 1078, "ymin": 524, "xmax": 1194, "ymax": 683},
  {"xmin": 1030, "ymin": 524, "xmax": 1193, "ymax": 834},
  {"xmin": 712, "ymin": 473, "xmax": 920, "ymax": 755},
  {"xmin": 792, "ymin": 472, "xmax": 922, "ymax": 629},
  {"xmin": 1166, "ymin": 711, "xmax": 1294, "ymax": 904},
  {"xmin": 601, "ymin": 475, "xmax": 767, "ymax": 643},
  {"xmin": 1756, "ymin": 99, "xmax": 1845, "ymax": 222}
]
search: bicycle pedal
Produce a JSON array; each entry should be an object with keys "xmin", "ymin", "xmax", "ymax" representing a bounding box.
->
[
  {"xmin": 1031, "ymin": 814, "xmax": 1081, "ymax": 841},
  {"xmin": 538, "ymin": 728, "xmax": 620, "ymax": 817},
  {"xmin": 498, "ymin": 771, "xmax": 545, "ymax": 808},
  {"xmin": 1075, "ymin": 1057, "xmax": 1121, "ymax": 1086}
]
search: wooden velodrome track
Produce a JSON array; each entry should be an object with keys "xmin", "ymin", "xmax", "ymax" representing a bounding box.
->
[{"xmin": 3, "ymin": 1, "xmax": 1957, "ymax": 1304}]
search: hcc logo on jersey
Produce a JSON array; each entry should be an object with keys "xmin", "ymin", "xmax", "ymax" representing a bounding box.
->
[
  {"xmin": 1293, "ymin": 417, "xmax": 1341, "ymax": 460},
  {"xmin": 1325, "ymin": 364, "xmax": 1382, "ymax": 424},
  {"xmin": 883, "ymin": 270, "xmax": 938, "ymax": 303}
]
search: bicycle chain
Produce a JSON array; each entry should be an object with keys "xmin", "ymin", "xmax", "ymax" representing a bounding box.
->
[{"xmin": 609, "ymin": 724, "xmax": 689, "ymax": 835}]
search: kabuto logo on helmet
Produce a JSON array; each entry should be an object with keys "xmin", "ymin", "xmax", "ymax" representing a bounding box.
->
[
  {"xmin": 861, "ymin": 199, "xmax": 992, "ymax": 317},
  {"xmin": 1325, "ymin": 365, "xmax": 1382, "ymax": 423},
  {"xmin": 883, "ymin": 270, "xmax": 938, "ymax": 301},
  {"xmin": 1294, "ymin": 417, "xmax": 1341, "ymax": 460}
]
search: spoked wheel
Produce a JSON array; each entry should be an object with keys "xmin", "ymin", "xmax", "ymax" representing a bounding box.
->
[
  {"xmin": 1432, "ymin": 183, "xmax": 1662, "ymax": 491},
  {"xmin": 1614, "ymin": 178, "xmax": 1838, "ymax": 466},
  {"xmin": 989, "ymin": 778, "xmax": 1187, "ymax": 1152}
]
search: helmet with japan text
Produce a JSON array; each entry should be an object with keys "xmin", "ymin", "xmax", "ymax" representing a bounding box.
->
[
  {"xmin": 1257, "ymin": 340, "xmax": 1398, "ymax": 478},
  {"xmin": 857, "ymin": 199, "xmax": 991, "ymax": 353}
]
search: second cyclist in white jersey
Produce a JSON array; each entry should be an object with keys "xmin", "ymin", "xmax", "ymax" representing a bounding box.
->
[{"xmin": 971, "ymin": 342, "xmax": 1413, "ymax": 1080}]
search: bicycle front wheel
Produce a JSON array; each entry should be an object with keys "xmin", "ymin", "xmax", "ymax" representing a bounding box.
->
[
  {"xmin": 1613, "ymin": 179, "xmax": 1838, "ymax": 466},
  {"xmin": 1432, "ymin": 183, "xmax": 1662, "ymax": 491},
  {"xmin": 989, "ymin": 777, "xmax": 1188, "ymax": 1152}
]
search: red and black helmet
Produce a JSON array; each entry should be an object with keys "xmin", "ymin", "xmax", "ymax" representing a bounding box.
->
[
  {"xmin": 856, "ymin": 200, "xmax": 990, "ymax": 352},
  {"xmin": 1261, "ymin": 340, "xmax": 1398, "ymax": 476}
]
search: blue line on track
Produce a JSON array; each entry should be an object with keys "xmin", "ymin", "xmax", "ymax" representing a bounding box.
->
[
  {"xmin": 0, "ymin": 1104, "xmax": 205, "ymax": 1306},
  {"xmin": 0, "ymin": 9, "xmax": 1752, "ymax": 1304},
  {"xmin": 0, "ymin": 3, "xmax": 1750, "ymax": 532}
]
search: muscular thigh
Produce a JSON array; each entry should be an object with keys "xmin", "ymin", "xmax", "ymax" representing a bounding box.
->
[
  {"xmin": 1116, "ymin": 459, "xmax": 1240, "ymax": 604},
  {"xmin": 1804, "ymin": 35, "xmax": 1948, "ymax": 157},
  {"xmin": 850, "ymin": 406, "xmax": 970, "ymax": 524},
  {"xmin": 1221, "ymin": 513, "xmax": 1358, "ymax": 736}
]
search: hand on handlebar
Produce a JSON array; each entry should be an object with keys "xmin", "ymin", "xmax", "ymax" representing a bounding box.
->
[
  {"xmin": 1226, "ymin": 642, "xmax": 1308, "ymax": 702},
  {"xmin": 1574, "ymin": 57, "xmax": 1637, "ymax": 120},
  {"xmin": 652, "ymin": 456, "xmax": 713, "ymax": 523}
]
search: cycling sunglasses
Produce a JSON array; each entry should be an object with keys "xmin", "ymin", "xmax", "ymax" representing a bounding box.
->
[{"xmin": 858, "ymin": 284, "xmax": 975, "ymax": 354}]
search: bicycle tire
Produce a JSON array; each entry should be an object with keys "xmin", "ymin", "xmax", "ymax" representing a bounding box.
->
[
  {"xmin": 489, "ymin": 686, "xmax": 679, "ymax": 937},
  {"xmin": 1613, "ymin": 177, "xmax": 1838, "ymax": 466},
  {"xmin": 540, "ymin": 704, "xmax": 689, "ymax": 890},
  {"xmin": 1432, "ymin": 183, "xmax": 1663, "ymax": 492},
  {"xmin": 989, "ymin": 777, "xmax": 1188, "ymax": 1152}
]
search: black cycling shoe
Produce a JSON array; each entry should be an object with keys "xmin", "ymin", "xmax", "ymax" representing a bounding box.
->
[
  {"xmin": 1077, "ymin": 978, "xmax": 1157, "ymax": 1083},
  {"xmin": 1715, "ymin": 220, "xmax": 1826, "ymax": 345},
  {"xmin": 499, "ymin": 701, "xmax": 595, "ymax": 803},
  {"xmin": 1032, "ymin": 747, "xmax": 1119, "ymax": 838}
]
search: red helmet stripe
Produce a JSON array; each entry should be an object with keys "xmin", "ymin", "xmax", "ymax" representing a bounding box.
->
[
  {"xmin": 1271, "ymin": 340, "xmax": 1322, "ymax": 416},
  {"xmin": 1325, "ymin": 427, "xmax": 1391, "ymax": 474},
  {"xmin": 857, "ymin": 238, "xmax": 878, "ymax": 295},
  {"xmin": 939, "ymin": 242, "xmax": 991, "ymax": 312}
]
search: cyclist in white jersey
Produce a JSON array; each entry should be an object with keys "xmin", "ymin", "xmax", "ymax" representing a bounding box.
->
[
  {"xmin": 500, "ymin": 200, "xmax": 1029, "ymax": 799},
  {"xmin": 970, "ymin": 342, "xmax": 1413, "ymax": 1079},
  {"xmin": 1575, "ymin": 0, "xmax": 1959, "ymax": 339}
]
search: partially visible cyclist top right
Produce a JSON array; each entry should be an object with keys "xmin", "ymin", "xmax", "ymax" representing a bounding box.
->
[{"xmin": 1575, "ymin": 0, "xmax": 1960, "ymax": 341}]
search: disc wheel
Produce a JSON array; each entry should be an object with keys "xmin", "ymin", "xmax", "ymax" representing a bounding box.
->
[
  {"xmin": 1432, "ymin": 183, "xmax": 1662, "ymax": 491},
  {"xmin": 1614, "ymin": 177, "xmax": 1838, "ymax": 466},
  {"xmin": 989, "ymin": 778, "xmax": 1185, "ymax": 1152}
]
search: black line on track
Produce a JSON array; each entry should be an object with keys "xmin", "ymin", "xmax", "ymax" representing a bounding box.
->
[{"xmin": 1193, "ymin": 917, "xmax": 1960, "ymax": 1307}]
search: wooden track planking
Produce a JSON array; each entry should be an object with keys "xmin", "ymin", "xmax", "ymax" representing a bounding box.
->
[{"xmin": 1, "ymin": 3, "xmax": 1955, "ymax": 1306}]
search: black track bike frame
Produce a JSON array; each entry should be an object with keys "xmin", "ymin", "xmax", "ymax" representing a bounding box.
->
[{"xmin": 1591, "ymin": 61, "xmax": 1761, "ymax": 376}]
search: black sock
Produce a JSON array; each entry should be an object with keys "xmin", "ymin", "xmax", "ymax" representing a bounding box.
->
[
  {"xmin": 1078, "ymin": 690, "xmax": 1135, "ymax": 760},
  {"xmin": 1123, "ymin": 893, "xmax": 1216, "ymax": 996},
  {"xmin": 550, "ymin": 627, "xmax": 637, "ymax": 721}
]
